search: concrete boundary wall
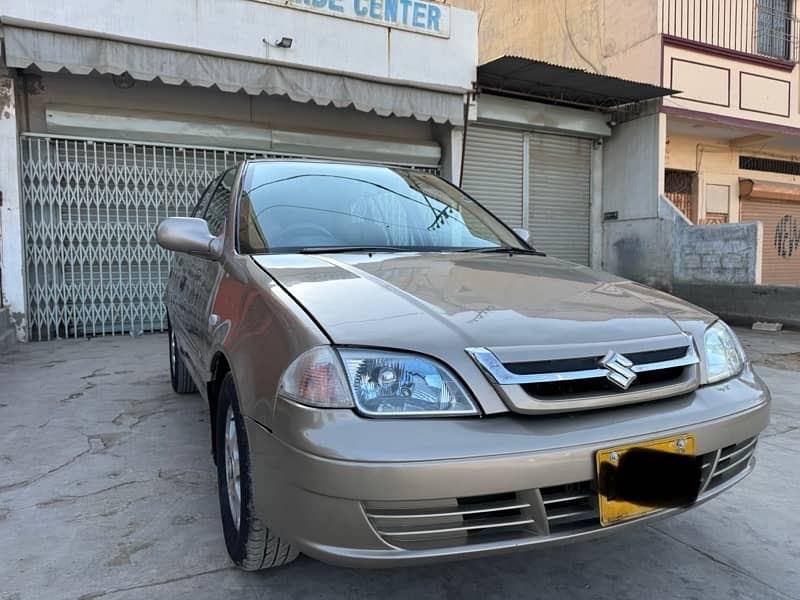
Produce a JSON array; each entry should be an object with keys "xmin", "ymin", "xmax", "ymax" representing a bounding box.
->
[
  {"xmin": 673, "ymin": 282, "xmax": 800, "ymax": 330},
  {"xmin": 674, "ymin": 219, "xmax": 762, "ymax": 285}
]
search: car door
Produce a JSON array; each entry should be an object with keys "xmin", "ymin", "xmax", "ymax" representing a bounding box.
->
[
  {"xmin": 183, "ymin": 167, "xmax": 237, "ymax": 375},
  {"xmin": 167, "ymin": 174, "xmax": 221, "ymax": 355}
]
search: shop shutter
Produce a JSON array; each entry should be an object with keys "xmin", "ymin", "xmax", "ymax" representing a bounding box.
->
[
  {"xmin": 529, "ymin": 133, "xmax": 592, "ymax": 265},
  {"xmin": 461, "ymin": 126, "xmax": 524, "ymax": 227},
  {"xmin": 741, "ymin": 198, "xmax": 800, "ymax": 285}
]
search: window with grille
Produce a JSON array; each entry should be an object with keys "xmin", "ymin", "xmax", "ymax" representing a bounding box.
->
[
  {"xmin": 758, "ymin": 0, "xmax": 794, "ymax": 60},
  {"xmin": 740, "ymin": 155, "xmax": 800, "ymax": 175},
  {"xmin": 664, "ymin": 169, "xmax": 696, "ymax": 222}
]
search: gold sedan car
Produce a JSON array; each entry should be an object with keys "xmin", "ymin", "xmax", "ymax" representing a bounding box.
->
[{"xmin": 157, "ymin": 160, "xmax": 769, "ymax": 570}]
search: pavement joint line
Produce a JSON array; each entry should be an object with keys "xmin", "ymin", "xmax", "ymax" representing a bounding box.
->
[
  {"xmin": 75, "ymin": 565, "xmax": 236, "ymax": 599},
  {"xmin": 649, "ymin": 525, "xmax": 795, "ymax": 600}
]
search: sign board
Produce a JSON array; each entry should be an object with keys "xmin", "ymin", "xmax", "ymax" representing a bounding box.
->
[{"xmin": 257, "ymin": 0, "xmax": 450, "ymax": 38}]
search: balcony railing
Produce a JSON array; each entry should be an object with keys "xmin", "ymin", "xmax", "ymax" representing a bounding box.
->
[{"xmin": 661, "ymin": 0, "xmax": 800, "ymax": 62}]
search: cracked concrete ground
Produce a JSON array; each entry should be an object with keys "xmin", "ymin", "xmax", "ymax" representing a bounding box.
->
[{"xmin": 0, "ymin": 329, "xmax": 798, "ymax": 600}]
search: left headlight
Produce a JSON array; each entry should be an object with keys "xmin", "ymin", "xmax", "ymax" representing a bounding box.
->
[
  {"xmin": 703, "ymin": 321, "xmax": 745, "ymax": 384},
  {"xmin": 338, "ymin": 349, "xmax": 480, "ymax": 417}
]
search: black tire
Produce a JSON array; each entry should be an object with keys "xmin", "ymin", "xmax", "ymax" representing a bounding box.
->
[
  {"xmin": 169, "ymin": 325, "xmax": 197, "ymax": 394},
  {"xmin": 215, "ymin": 373, "xmax": 299, "ymax": 570}
]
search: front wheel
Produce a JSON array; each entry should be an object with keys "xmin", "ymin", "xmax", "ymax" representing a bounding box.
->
[{"xmin": 215, "ymin": 373, "xmax": 299, "ymax": 570}]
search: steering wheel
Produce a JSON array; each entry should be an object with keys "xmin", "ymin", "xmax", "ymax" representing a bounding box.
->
[{"xmin": 280, "ymin": 223, "xmax": 339, "ymax": 246}]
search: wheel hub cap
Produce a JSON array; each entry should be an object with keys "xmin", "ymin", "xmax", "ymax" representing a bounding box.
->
[
  {"xmin": 224, "ymin": 405, "xmax": 241, "ymax": 530},
  {"xmin": 169, "ymin": 331, "xmax": 177, "ymax": 374}
]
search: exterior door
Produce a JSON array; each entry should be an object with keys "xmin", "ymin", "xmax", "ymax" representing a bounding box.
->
[
  {"xmin": 741, "ymin": 197, "xmax": 800, "ymax": 285},
  {"xmin": 168, "ymin": 173, "xmax": 221, "ymax": 358}
]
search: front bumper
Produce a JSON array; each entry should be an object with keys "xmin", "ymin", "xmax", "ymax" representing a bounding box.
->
[{"xmin": 246, "ymin": 366, "xmax": 770, "ymax": 567}]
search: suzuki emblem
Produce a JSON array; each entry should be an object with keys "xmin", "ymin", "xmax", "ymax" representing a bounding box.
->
[{"xmin": 600, "ymin": 351, "xmax": 637, "ymax": 390}]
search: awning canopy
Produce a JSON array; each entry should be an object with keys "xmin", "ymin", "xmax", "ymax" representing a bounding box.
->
[
  {"xmin": 477, "ymin": 56, "xmax": 676, "ymax": 110},
  {"xmin": 1, "ymin": 22, "xmax": 465, "ymax": 124},
  {"xmin": 740, "ymin": 178, "xmax": 800, "ymax": 202}
]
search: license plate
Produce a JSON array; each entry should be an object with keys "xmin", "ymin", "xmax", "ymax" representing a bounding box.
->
[{"xmin": 596, "ymin": 434, "xmax": 696, "ymax": 526}]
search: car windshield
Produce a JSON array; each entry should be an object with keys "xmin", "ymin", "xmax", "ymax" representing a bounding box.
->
[{"xmin": 237, "ymin": 162, "xmax": 524, "ymax": 254}]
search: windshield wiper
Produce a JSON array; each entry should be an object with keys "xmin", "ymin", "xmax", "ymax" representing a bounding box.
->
[
  {"xmin": 460, "ymin": 246, "xmax": 547, "ymax": 256},
  {"xmin": 298, "ymin": 246, "xmax": 408, "ymax": 255}
]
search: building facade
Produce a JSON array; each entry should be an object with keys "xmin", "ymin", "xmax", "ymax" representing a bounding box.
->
[
  {"xmin": 0, "ymin": 0, "xmax": 478, "ymax": 341},
  {"xmin": 452, "ymin": 0, "xmax": 800, "ymax": 287}
]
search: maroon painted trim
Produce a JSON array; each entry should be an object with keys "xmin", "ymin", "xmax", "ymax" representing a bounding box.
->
[
  {"xmin": 739, "ymin": 71, "xmax": 791, "ymax": 118},
  {"xmin": 661, "ymin": 105, "xmax": 800, "ymax": 136},
  {"xmin": 669, "ymin": 57, "xmax": 731, "ymax": 107},
  {"xmin": 663, "ymin": 34, "xmax": 795, "ymax": 73}
]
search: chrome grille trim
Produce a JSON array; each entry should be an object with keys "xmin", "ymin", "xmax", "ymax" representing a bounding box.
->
[
  {"xmin": 713, "ymin": 452, "xmax": 754, "ymax": 477},
  {"xmin": 540, "ymin": 482, "xmax": 599, "ymax": 534},
  {"xmin": 701, "ymin": 436, "xmax": 758, "ymax": 492},
  {"xmin": 365, "ymin": 501, "xmax": 532, "ymax": 520},
  {"xmin": 541, "ymin": 492, "xmax": 593, "ymax": 505},
  {"xmin": 466, "ymin": 342, "xmax": 698, "ymax": 386},
  {"xmin": 466, "ymin": 333, "xmax": 702, "ymax": 413},
  {"xmin": 377, "ymin": 517, "xmax": 536, "ymax": 538},
  {"xmin": 365, "ymin": 492, "xmax": 539, "ymax": 550}
]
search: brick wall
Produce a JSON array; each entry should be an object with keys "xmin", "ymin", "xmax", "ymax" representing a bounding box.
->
[{"xmin": 675, "ymin": 222, "xmax": 762, "ymax": 284}]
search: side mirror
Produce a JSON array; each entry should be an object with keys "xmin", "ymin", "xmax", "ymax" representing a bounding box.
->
[
  {"xmin": 513, "ymin": 227, "xmax": 531, "ymax": 243},
  {"xmin": 156, "ymin": 217, "xmax": 222, "ymax": 260}
]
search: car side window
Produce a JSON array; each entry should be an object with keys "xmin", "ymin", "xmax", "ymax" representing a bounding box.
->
[
  {"xmin": 203, "ymin": 168, "xmax": 236, "ymax": 237},
  {"xmin": 191, "ymin": 175, "xmax": 222, "ymax": 218}
]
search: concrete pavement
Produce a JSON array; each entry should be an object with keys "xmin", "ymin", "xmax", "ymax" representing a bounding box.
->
[{"xmin": 0, "ymin": 329, "xmax": 798, "ymax": 600}]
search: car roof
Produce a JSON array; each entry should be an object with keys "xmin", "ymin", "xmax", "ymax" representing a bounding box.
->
[{"xmin": 242, "ymin": 158, "xmax": 416, "ymax": 173}]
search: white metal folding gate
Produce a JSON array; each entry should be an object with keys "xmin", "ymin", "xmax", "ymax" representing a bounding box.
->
[{"xmin": 20, "ymin": 134, "xmax": 438, "ymax": 340}]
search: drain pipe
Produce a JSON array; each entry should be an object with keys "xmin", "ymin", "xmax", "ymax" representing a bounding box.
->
[{"xmin": 458, "ymin": 86, "xmax": 477, "ymax": 186}]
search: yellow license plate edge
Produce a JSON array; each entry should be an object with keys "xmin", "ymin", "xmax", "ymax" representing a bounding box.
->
[{"xmin": 596, "ymin": 434, "xmax": 696, "ymax": 527}]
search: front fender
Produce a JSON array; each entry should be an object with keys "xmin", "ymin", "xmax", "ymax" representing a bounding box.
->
[{"xmin": 208, "ymin": 255, "xmax": 329, "ymax": 429}]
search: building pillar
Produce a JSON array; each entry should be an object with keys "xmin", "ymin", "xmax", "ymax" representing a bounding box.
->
[
  {"xmin": 0, "ymin": 72, "xmax": 27, "ymax": 341},
  {"xmin": 442, "ymin": 125, "xmax": 464, "ymax": 185},
  {"xmin": 590, "ymin": 139, "xmax": 603, "ymax": 270}
]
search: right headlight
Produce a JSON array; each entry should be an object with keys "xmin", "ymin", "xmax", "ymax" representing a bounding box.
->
[
  {"xmin": 339, "ymin": 349, "xmax": 480, "ymax": 417},
  {"xmin": 277, "ymin": 346, "xmax": 480, "ymax": 417},
  {"xmin": 703, "ymin": 321, "xmax": 745, "ymax": 384}
]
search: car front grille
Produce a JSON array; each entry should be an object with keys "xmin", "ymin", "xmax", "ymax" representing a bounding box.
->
[
  {"xmin": 467, "ymin": 333, "xmax": 701, "ymax": 413},
  {"xmin": 700, "ymin": 436, "xmax": 758, "ymax": 493},
  {"xmin": 365, "ymin": 436, "xmax": 757, "ymax": 551},
  {"xmin": 521, "ymin": 365, "xmax": 686, "ymax": 398},
  {"xmin": 540, "ymin": 481, "xmax": 599, "ymax": 534},
  {"xmin": 364, "ymin": 491, "xmax": 539, "ymax": 550}
]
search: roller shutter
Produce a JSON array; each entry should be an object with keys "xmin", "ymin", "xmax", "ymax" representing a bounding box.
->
[
  {"xmin": 461, "ymin": 126, "xmax": 524, "ymax": 228},
  {"xmin": 741, "ymin": 198, "xmax": 800, "ymax": 285},
  {"xmin": 461, "ymin": 125, "xmax": 593, "ymax": 265},
  {"xmin": 529, "ymin": 133, "xmax": 592, "ymax": 265}
]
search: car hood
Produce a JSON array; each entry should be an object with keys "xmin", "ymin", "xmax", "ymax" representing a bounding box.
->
[{"xmin": 252, "ymin": 252, "xmax": 714, "ymax": 351}]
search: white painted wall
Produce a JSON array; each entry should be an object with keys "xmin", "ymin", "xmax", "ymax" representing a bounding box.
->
[
  {"xmin": 0, "ymin": 0, "xmax": 478, "ymax": 92},
  {"xmin": 602, "ymin": 112, "xmax": 664, "ymax": 221},
  {"xmin": 602, "ymin": 112, "xmax": 674, "ymax": 288},
  {"xmin": 0, "ymin": 75, "xmax": 25, "ymax": 340}
]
